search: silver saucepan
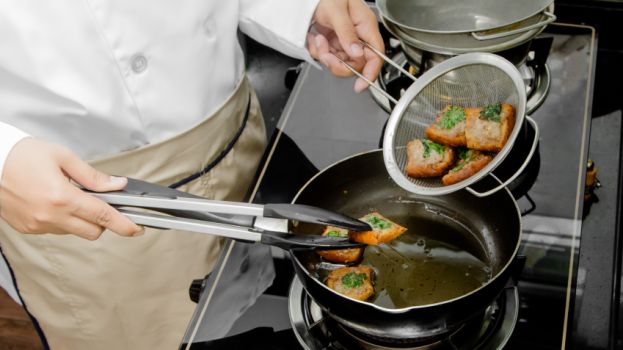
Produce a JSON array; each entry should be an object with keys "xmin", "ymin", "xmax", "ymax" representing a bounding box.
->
[{"xmin": 289, "ymin": 150, "xmax": 522, "ymax": 342}]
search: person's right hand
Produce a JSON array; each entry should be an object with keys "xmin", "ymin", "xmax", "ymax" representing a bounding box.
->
[{"xmin": 0, "ymin": 138, "xmax": 143, "ymax": 240}]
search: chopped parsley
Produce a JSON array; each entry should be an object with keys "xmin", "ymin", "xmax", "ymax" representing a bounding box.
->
[
  {"xmin": 451, "ymin": 148, "xmax": 479, "ymax": 173},
  {"xmin": 326, "ymin": 230, "xmax": 344, "ymax": 237},
  {"xmin": 438, "ymin": 106, "xmax": 465, "ymax": 129},
  {"xmin": 422, "ymin": 139, "xmax": 445, "ymax": 158},
  {"xmin": 457, "ymin": 147, "xmax": 472, "ymax": 161},
  {"xmin": 366, "ymin": 215, "xmax": 391, "ymax": 230},
  {"xmin": 479, "ymin": 103, "xmax": 502, "ymax": 122},
  {"xmin": 341, "ymin": 272, "xmax": 367, "ymax": 288},
  {"xmin": 450, "ymin": 162, "xmax": 467, "ymax": 173}
]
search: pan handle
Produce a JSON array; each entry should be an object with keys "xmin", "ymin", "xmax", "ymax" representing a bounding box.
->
[
  {"xmin": 471, "ymin": 12, "xmax": 556, "ymax": 41},
  {"xmin": 465, "ymin": 117, "xmax": 539, "ymax": 198}
]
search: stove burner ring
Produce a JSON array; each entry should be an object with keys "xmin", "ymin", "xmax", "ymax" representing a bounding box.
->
[
  {"xmin": 334, "ymin": 320, "xmax": 459, "ymax": 349},
  {"xmin": 288, "ymin": 278, "xmax": 520, "ymax": 350}
]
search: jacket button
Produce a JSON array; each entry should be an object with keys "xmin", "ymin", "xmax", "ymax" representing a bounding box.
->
[
  {"xmin": 131, "ymin": 54, "xmax": 148, "ymax": 73},
  {"xmin": 203, "ymin": 18, "xmax": 215, "ymax": 38}
]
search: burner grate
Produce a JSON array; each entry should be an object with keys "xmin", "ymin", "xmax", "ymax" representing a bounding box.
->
[{"xmin": 288, "ymin": 278, "xmax": 519, "ymax": 350}]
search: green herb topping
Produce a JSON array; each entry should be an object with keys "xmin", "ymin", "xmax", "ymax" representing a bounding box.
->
[
  {"xmin": 451, "ymin": 148, "xmax": 478, "ymax": 173},
  {"xmin": 457, "ymin": 148, "xmax": 472, "ymax": 161},
  {"xmin": 439, "ymin": 106, "xmax": 465, "ymax": 129},
  {"xmin": 341, "ymin": 272, "xmax": 367, "ymax": 288},
  {"xmin": 479, "ymin": 103, "xmax": 502, "ymax": 122},
  {"xmin": 366, "ymin": 215, "xmax": 391, "ymax": 230},
  {"xmin": 450, "ymin": 162, "xmax": 467, "ymax": 173},
  {"xmin": 326, "ymin": 230, "xmax": 344, "ymax": 237},
  {"xmin": 422, "ymin": 139, "xmax": 445, "ymax": 158}
]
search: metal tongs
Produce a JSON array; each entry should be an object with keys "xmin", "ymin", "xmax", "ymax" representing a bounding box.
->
[{"xmin": 86, "ymin": 178, "xmax": 369, "ymax": 250}]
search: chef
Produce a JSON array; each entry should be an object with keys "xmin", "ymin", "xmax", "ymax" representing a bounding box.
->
[{"xmin": 0, "ymin": 0, "xmax": 383, "ymax": 349}]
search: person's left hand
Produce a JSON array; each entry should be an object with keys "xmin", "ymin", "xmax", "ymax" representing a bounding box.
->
[{"xmin": 308, "ymin": 0, "xmax": 384, "ymax": 93}]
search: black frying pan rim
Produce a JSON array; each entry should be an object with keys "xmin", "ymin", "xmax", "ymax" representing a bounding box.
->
[{"xmin": 290, "ymin": 149, "xmax": 522, "ymax": 314}]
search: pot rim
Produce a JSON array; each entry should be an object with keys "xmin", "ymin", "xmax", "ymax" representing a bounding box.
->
[
  {"xmin": 377, "ymin": 0, "xmax": 553, "ymax": 34},
  {"xmin": 290, "ymin": 149, "xmax": 523, "ymax": 315},
  {"xmin": 382, "ymin": 15, "xmax": 546, "ymax": 55}
]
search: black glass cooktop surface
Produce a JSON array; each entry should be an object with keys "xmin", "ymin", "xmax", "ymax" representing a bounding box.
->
[{"xmin": 182, "ymin": 23, "xmax": 597, "ymax": 350}]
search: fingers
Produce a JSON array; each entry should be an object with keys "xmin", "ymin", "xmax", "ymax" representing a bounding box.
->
[
  {"xmin": 349, "ymin": 0, "xmax": 384, "ymax": 92},
  {"xmin": 0, "ymin": 138, "xmax": 143, "ymax": 240},
  {"xmin": 57, "ymin": 147, "xmax": 127, "ymax": 192},
  {"xmin": 58, "ymin": 217, "xmax": 105, "ymax": 241},
  {"xmin": 69, "ymin": 187, "xmax": 143, "ymax": 237},
  {"xmin": 311, "ymin": 0, "xmax": 384, "ymax": 91},
  {"xmin": 323, "ymin": 52, "xmax": 365, "ymax": 77},
  {"xmin": 324, "ymin": 1, "xmax": 364, "ymax": 58},
  {"xmin": 309, "ymin": 33, "xmax": 365, "ymax": 77},
  {"xmin": 354, "ymin": 48, "xmax": 383, "ymax": 92}
]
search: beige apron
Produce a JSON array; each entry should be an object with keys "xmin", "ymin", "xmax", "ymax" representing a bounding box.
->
[{"xmin": 0, "ymin": 76, "xmax": 266, "ymax": 349}]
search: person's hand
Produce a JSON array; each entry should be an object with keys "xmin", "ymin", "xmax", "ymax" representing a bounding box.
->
[
  {"xmin": 0, "ymin": 138, "xmax": 143, "ymax": 240},
  {"xmin": 307, "ymin": 0, "xmax": 384, "ymax": 93}
]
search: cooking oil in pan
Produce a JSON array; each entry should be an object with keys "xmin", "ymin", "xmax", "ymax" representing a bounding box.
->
[{"xmin": 362, "ymin": 214, "xmax": 492, "ymax": 309}]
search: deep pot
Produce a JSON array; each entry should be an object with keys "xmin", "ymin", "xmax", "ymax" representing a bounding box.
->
[{"xmin": 288, "ymin": 150, "xmax": 522, "ymax": 341}]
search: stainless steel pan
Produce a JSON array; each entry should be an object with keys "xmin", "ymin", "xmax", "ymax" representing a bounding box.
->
[
  {"xmin": 289, "ymin": 150, "xmax": 522, "ymax": 341},
  {"xmin": 377, "ymin": 0, "xmax": 554, "ymax": 34},
  {"xmin": 381, "ymin": 11, "xmax": 552, "ymax": 56}
]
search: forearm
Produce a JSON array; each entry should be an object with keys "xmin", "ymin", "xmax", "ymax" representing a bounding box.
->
[{"xmin": 238, "ymin": 0, "xmax": 320, "ymax": 63}]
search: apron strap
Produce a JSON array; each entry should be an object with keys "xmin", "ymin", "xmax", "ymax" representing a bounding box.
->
[
  {"xmin": 0, "ymin": 245, "xmax": 50, "ymax": 350},
  {"xmin": 168, "ymin": 92, "xmax": 252, "ymax": 189}
]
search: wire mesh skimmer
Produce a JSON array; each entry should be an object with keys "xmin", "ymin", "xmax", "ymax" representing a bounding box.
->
[{"xmin": 337, "ymin": 43, "xmax": 532, "ymax": 197}]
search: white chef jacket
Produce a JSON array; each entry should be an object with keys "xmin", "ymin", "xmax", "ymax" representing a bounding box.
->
[{"xmin": 0, "ymin": 0, "xmax": 319, "ymax": 303}]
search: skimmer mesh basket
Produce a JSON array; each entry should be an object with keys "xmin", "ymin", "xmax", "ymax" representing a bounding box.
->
[{"xmin": 382, "ymin": 53, "xmax": 527, "ymax": 196}]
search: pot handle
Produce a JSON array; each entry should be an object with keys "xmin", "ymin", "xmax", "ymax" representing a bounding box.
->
[
  {"xmin": 466, "ymin": 117, "xmax": 539, "ymax": 197},
  {"xmin": 471, "ymin": 12, "xmax": 556, "ymax": 41}
]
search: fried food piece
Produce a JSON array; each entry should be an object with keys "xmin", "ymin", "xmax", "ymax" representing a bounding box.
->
[
  {"xmin": 425, "ymin": 105, "xmax": 467, "ymax": 147},
  {"xmin": 405, "ymin": 139, "xmax": 455, "ymax": 177},
  {"xmin": 316, "ymin": 226, "xmax": 364, "ymax": 264},
  {"xmin": 442, "ymin": 149, "xmax": 493, "ymax": 186},
  {"xmin": 465, "ymin": 103, "xmax": 515, "ymax": 152},
  {"xmin": 349, "ymin": 212, "xmax": 407, "ymax": 245},
  {"xmin": 326, "ymin": 266, "xmax": 375, "ymax": 301}
]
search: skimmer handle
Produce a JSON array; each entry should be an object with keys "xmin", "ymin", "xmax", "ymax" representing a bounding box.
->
[
  {"xmin": 359, "ymin": 40, "xmax": 416, "ymax": 83},
  {"xmin": 333, "ymin": 54, "xmax": 398, "ymax": 104},
  {"xmin": 331, "ymin": 40, "xmax": 419, "ymax": 106},
  {"xmin": 465, "ymin": 117, "xmax": 540, "ymax": 197}
]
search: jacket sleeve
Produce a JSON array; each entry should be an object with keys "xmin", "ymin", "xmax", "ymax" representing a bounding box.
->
[
  {"xmin": 238, "ymin": 0, "xmax": 320, "ymax": 63},
  {"xmin": 0, "ymin": 122, "xmax": 29, "ymax": 186}
]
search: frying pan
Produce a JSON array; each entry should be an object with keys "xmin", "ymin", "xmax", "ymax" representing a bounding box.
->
[{"xmin": 289, "ymin": 150, "xmax": 521, "ymax": 341}]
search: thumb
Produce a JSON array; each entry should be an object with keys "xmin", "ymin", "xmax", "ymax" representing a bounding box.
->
[
  {"xmin": 328, "ymin": 11, "xmax": 363, "ymax": 58},
  {"xmin": 58, "ymin": 148, "xmax": 127, "ymax": 192}
]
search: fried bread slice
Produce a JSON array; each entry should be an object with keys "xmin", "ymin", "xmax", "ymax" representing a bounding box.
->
[
  {"xmin": 405, "ymin": 139, "xmax": 455, "ymax": 178},
  {"xmin": 425, "ymin": 105, "xmax": 467, "ymax": 147},
  {"xmin": 326, "ymin": 266, "xmax": 374, "ymax": 301},
  {"xmin": 442, "ymin": 149, "xmax": 493, "ymax": 186},
  {"xmin": 316, "ymin": 226, "xmax": 365, "ymax": 264},
  {"xmin": 465, "ymin": 103, "xmax": 515, "ymax": 152},
  {"xmin": 348, "ymin": 212, "xmax": 407, "ymax": 246}
]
